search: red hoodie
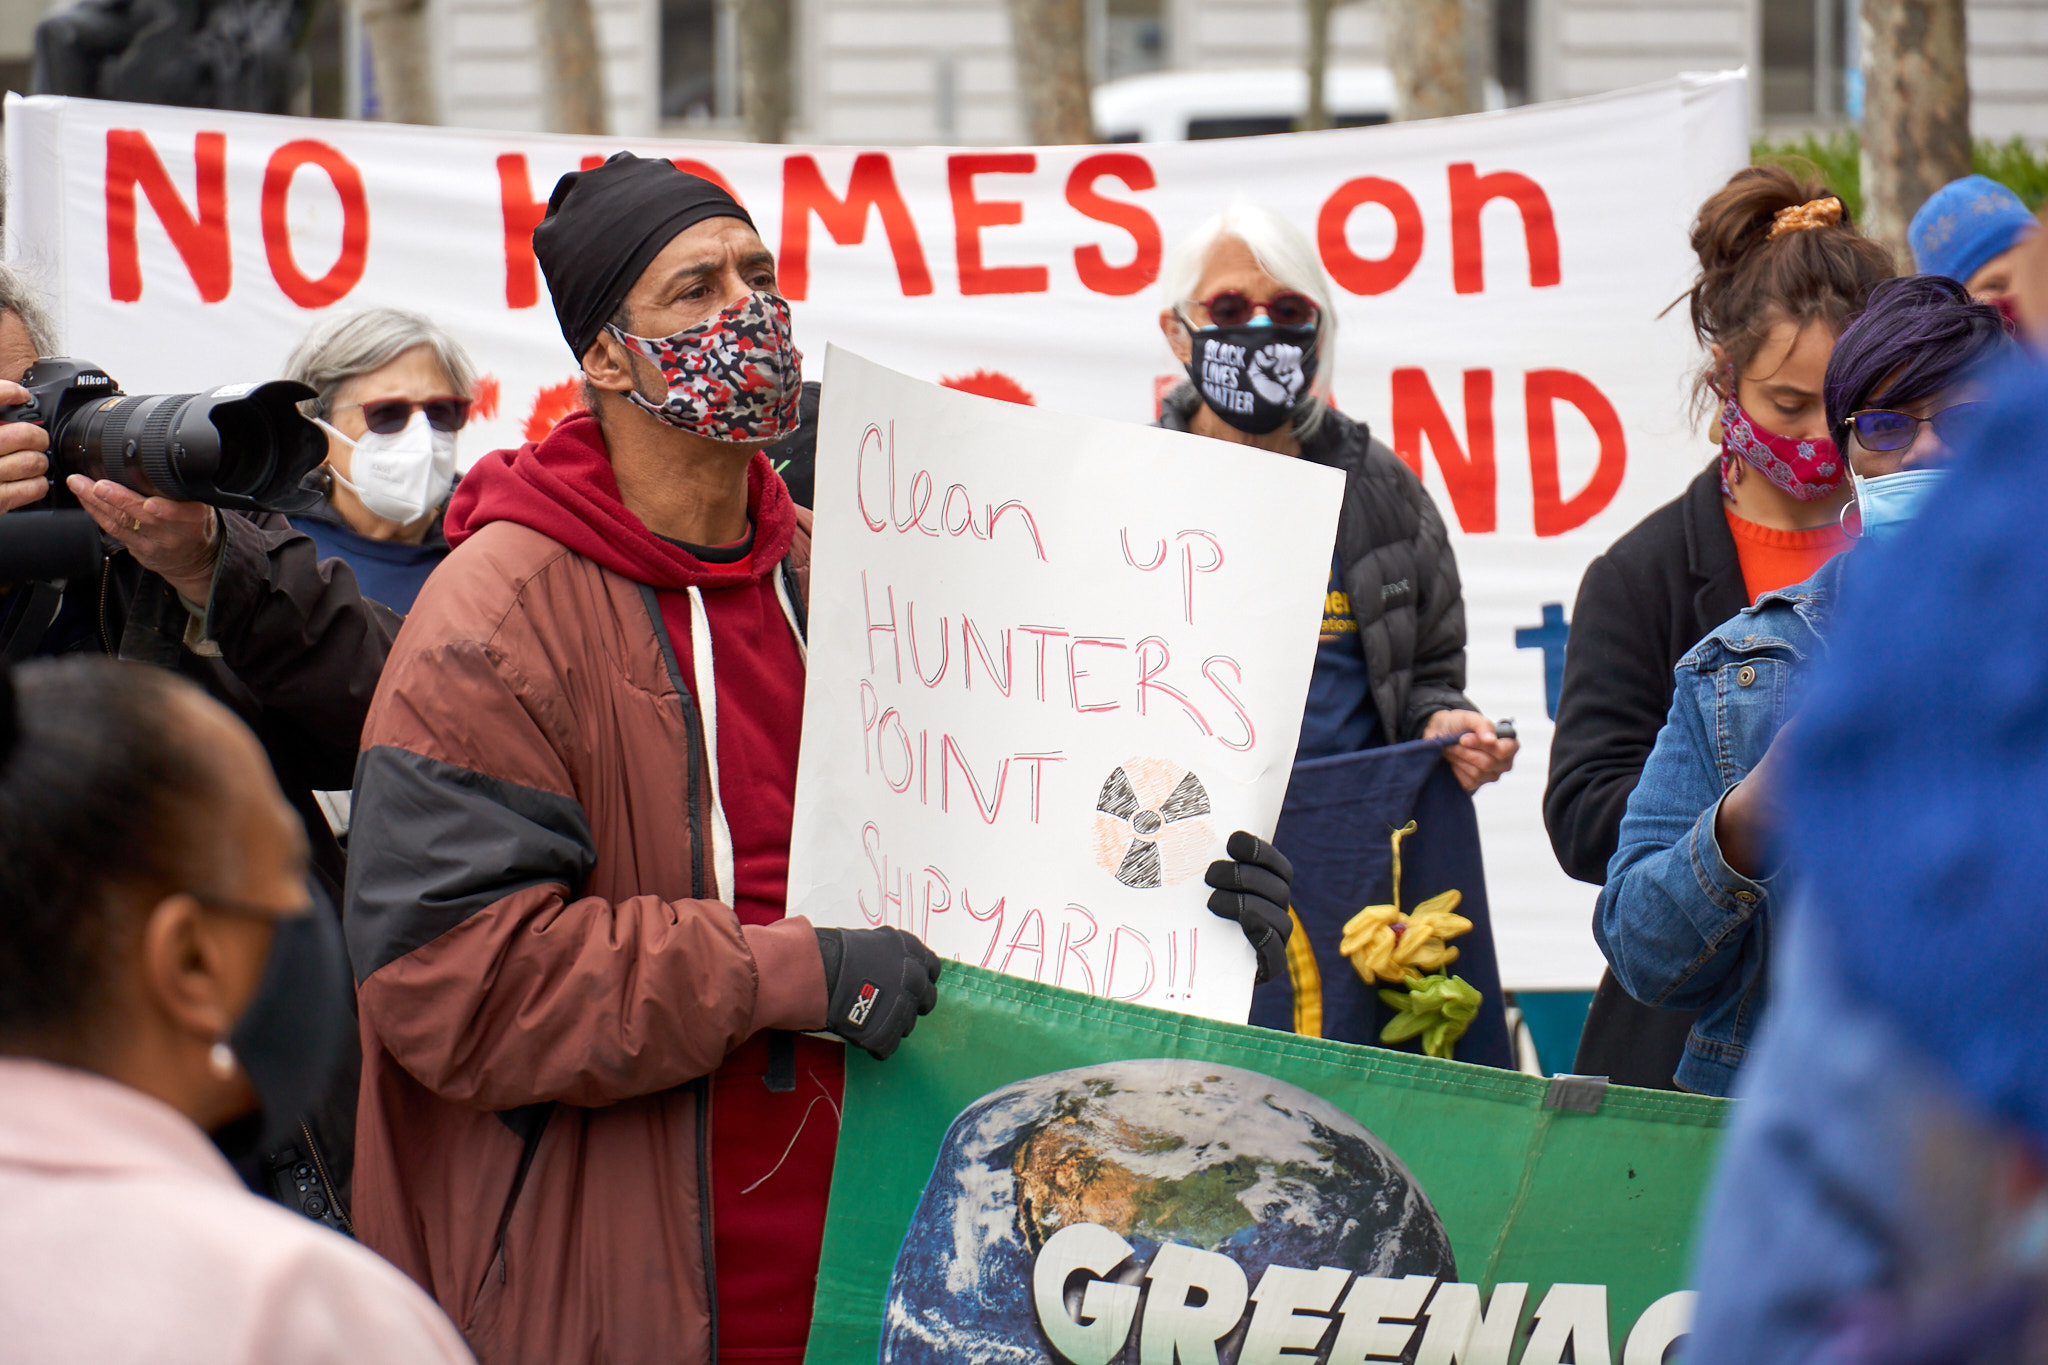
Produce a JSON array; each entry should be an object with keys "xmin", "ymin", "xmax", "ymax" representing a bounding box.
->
[{"xmin": 447, "ymin": 413, "xmax": 841, "ymax": 1363}]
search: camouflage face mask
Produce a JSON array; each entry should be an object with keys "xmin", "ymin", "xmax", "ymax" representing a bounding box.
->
[{"xmin": 607, "ymin": 291, "xmax": 805, "ymax": 443}]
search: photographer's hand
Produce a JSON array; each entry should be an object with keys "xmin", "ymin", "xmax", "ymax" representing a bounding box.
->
[
  {"xmin": 0, "ymin": 380, "xmax": 51, "ymax": 512},
  {"xmin": 67, "ymin": 475, "xmax": 221, "ymax": 606}
]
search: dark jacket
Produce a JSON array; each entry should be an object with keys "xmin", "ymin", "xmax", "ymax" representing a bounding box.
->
[
  {"xmin": 1159, "ymin": 384, "xmax": 1474, "ymax": 739},
  {"xmin": 1544, "ymin": 462, "xmax": 1745, "ymax": 1088},
  {"xmin": 25, "ymin": 510, "xmax": 403, "ymax": 882},
  {"xmin": 1545, "ymin": 463, "xmax": 1749, "ymax": 879},
  {"xmin": 765, "ymin": 379, "xmax": 821, "ymax": 509}
]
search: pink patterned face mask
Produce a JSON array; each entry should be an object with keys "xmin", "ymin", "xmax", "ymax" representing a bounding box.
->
[
  {"xmin": 607, "ymin": 291, "xmax": 804, "ymax": 443},
  {"xmin": 1719, "ymin": 392, "xmax": 1845, "ymax": 501}
]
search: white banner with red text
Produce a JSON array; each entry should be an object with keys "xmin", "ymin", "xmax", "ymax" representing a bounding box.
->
[{"xmin": 1, "ymin": 76, "xmax": 1749, "ymax": 988}]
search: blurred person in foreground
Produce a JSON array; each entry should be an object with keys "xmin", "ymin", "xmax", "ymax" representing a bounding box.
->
[
  {"xmin": 1155, "ymin": 202, "xmax": 1517, "ymax": 788},
  {"xmin": 0, "ymin": 656, "xmax": 471, "ymax": 1364},
  {"xmin": 1548, "ymin": 166, "xmax": 1894, "ymax": 1088},
  {"xmin": 1594, "ymin": 276, "xmax": 2012, "ymax": 1097},
  {"xmin": 1688, "ymin": 351, "xmax": 2048, "ymax": 1365},
  {"xmin": 346, "ymin": 154, "xmax": 1299, "ymax": 1362},
  {"xmin": 1910, "ymin": 174, "xmax": 2039, "ymax": 320},
  {"xmin": 283, "ymin": 308, "xmax": 478, "ymax": 613}
]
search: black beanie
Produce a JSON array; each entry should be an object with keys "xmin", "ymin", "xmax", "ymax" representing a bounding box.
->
[{"xmin": 532, "ymin": 151, "xmax": 756, "ymax": 361}]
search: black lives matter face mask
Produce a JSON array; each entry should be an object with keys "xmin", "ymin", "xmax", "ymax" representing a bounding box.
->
[{"xmin": 1181, "ymin": 318, "xmax": 1320, "ymax": 436}]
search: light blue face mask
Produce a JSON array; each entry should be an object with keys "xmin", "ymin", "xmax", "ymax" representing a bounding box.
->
[{"xmin": 1849, "ymin": 467, "xmax": 1948, "ymax": 542}]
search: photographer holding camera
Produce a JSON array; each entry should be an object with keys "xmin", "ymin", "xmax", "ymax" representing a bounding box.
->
[
  {"xmin": 0, "ymin": 264, "xmax": 405, "ymax": 1226},
  {"xmin": 0, "ymin": 280, "xmax": 228, "ymax": 601},
  {"xmin": 0, "ymin": 266, "xmax": 400, "ymax": 880}
]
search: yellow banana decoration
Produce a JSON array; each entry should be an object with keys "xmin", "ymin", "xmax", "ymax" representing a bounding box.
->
[{"xmin": 1339, "ymin": 821, "xmax": 1473, "ymax": 986}]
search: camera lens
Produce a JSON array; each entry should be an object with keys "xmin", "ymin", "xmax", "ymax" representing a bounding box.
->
[{"xmin": 49, "ymin": 379, "xmax": 327, "ymax": 514}]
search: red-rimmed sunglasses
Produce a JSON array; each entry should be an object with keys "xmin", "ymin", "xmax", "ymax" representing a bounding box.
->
[
  {"xmin": 343, "ymin": 396, "xmax": 472, "ymax": 434},
  {"xmin": 1194, "ymin": 289, "xmax": 1320, "ymax": 329}
]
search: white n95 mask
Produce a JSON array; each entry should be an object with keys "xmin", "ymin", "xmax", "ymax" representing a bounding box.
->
[{"xmin": 316, "ymin": 411, "xmax": 457, "ymax": 526}]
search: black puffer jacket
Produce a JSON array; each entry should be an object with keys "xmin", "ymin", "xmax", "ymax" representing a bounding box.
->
[{"xmin": 1160, "ymin": 384, "xmax": 1474, "ymax": 738}]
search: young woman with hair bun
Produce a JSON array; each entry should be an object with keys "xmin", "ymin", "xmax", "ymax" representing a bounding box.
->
[{"xmin": 1543, "ymin": 165, "xmax": 1894, "ymax": 1089}]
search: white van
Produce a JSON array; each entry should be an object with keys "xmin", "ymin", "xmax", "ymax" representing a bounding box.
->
[{"xmin": 1091, "ymin": 66, "xmax": 1397, "ymax": 142}]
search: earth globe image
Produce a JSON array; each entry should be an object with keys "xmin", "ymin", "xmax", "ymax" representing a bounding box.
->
[{"xmin": 878, "ymin": 1058, "xmax": 1455, "ymax": 1364}]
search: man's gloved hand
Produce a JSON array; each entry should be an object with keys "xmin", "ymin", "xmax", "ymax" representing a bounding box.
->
[
  {"xmin": 1205, "ymin": 831, "xmax": 1295, "ymax": 985},
  {"xmin": 814, "ymin": 926, "xmax": 942, "ymax": 1060}
]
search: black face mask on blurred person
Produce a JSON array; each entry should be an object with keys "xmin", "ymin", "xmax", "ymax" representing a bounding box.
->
[
  {"xmin": 1180, "ymin": 316, "xmax": 1319, "ymax": 436},
  {"xmin": 210, "ymin": 885, "xmax": 354, "ymax": 1161}
]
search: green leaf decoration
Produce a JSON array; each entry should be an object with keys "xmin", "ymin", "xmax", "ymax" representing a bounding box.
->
[{"xmin": 1378, "ymin": 972, "xmax": 1484, "ymax": 1060}]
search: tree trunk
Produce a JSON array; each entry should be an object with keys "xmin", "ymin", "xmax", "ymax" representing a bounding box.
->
[
  {"xmin": 739, "ymin": 0, "xmax": 793, "ymax": 143},
  {"xmin": 1384, "ymin": 0, "xmax": 1476, "ymax": 121},
  {"xmin": 361, "ymin": 0, "xmax": 436, "ymax": 124},
  {"xmin": 1859, "ymin": 0, "xmax": 1970, "ymax": 263},
  {"xmin": 533, "ymin": 0, "xmax": 608, "ymax": 135},
  {"xmin": 1304, "ymin": 0, "xmax": 1335, "ymax": 130},
  {"xmin": 1007, "ymin": 0, "xmax": 1094, "ymax": 145}
]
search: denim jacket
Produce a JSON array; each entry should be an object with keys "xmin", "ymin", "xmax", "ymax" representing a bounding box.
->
[{"xmin": 1593, "ymin": 554, "xmax": 1843, "ymax": 1095}]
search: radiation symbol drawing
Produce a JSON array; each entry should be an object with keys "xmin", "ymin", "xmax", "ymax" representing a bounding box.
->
[{"xmin": 1091, "ymin": 758, "xmax": 1215, "ymax": 889}]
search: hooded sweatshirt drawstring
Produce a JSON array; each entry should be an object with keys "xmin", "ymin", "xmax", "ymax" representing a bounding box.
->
[
  {"xmin": 685, "ymin": 584, "xmax": 738, "ymax": 901},
  {"xmin": 688, "ymin": 573, "xmax": 806, "ymax": 901},
  {"xmin": 774, "ymin": 572, "xmax": 808, "ymax": 665}
]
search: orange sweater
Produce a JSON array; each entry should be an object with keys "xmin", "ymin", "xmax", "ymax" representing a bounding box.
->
[{"xmin": 1724, "ymin": 506, "xmax": 1851, "ymax": 603}]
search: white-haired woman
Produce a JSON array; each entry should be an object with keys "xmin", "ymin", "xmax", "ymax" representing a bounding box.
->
[
  {"xmin": 283, "ymin": 309, "xmax": 478, "ymax": 612},
  {"xmin": 1156, "ymin": 203, "xmax": 1515, "ymax": 789}
]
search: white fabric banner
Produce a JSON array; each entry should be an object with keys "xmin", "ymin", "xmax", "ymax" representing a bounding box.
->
[
  {"xmin": 2, "ymin": 76, "xmax": 1748, "ymax": 988},
  {"xmin": 792, "ymin": 345, "xmax": 1343, "ymax": 1021}
]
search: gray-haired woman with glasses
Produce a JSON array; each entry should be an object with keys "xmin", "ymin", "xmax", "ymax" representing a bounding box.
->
[{"xmin": 282, "ymin": 308, "xmax": 478, "ymax": 612}]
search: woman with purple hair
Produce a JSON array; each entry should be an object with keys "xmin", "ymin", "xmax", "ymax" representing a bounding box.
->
[{"xmin": 1591, "ymin": 275, "xmax": 2012, "ymax": 1098}]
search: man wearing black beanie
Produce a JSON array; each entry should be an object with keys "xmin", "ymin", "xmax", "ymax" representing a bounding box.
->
[{"xmin": 341, "ymin": 152, "xmax": 942, "ymax": 1364}]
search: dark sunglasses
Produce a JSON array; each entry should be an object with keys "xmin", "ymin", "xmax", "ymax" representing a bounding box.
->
[
  {"xmin": 1195, "ymin": 289, "xmax": 1320, "ymax": 329},
  {"xmin": 1847, "ymin": 402, "xmax": 1987, "ymax": 453},
  {"xmin": 344, "ymin": 396, "xmax": 472, "ymax": 435}
]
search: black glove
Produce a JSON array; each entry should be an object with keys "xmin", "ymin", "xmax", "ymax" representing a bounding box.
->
[
  {"xmin": 814, "ymin": 926, "xmax": 943, "ymax": 1060},
  {"xmin": 1205, "ymin": 831, "xmax": 1295, "ymax": 985}
]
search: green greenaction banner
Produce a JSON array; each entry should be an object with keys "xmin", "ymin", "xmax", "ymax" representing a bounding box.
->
[{"xmin": 807, "ymin": 963, "xmax": 1731, "ymax": 1365}]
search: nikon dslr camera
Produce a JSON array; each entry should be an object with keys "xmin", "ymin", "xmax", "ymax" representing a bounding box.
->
[{"xmin": 0, "ymin": 359, "xmax": 327, "ymax": 514}]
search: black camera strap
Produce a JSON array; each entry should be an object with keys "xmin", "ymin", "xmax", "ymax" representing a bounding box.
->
[{"xmin": 0, "ymin": 580, "xmax": 64, "ymax": 662}]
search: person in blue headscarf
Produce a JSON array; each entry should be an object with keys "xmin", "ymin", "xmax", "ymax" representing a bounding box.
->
[
  {"xmin": 1910, "ymin": 174, "xmax": 2038, "ymax": 315},
  {"xmin": 1593, "ymin": 276, "xmax": 2012, "ymax": 1096},
  {"xmin": 1685, "ymin": 346, "xmax": 2048, "ymax": 1365}
]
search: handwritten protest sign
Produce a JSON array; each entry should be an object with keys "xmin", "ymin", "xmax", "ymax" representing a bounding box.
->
[{"xmin": 788, "ymin": 346, "xmax": 1342, "ymax": 1021}]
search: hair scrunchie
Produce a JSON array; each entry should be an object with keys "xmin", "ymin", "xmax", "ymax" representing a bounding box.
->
[{"xmin": 1769, "ymin": 196, "xmax": 1846, "ymax": 240}]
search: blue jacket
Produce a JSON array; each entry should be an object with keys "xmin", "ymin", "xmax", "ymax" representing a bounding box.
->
[
  {"xmin": 1685, "ymin": 907, "xmax": 1944, "ymax": 1365},
  {"xmin": 1593, "ymin": 553, "xmax": 1843, "ymax": 1095}
]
